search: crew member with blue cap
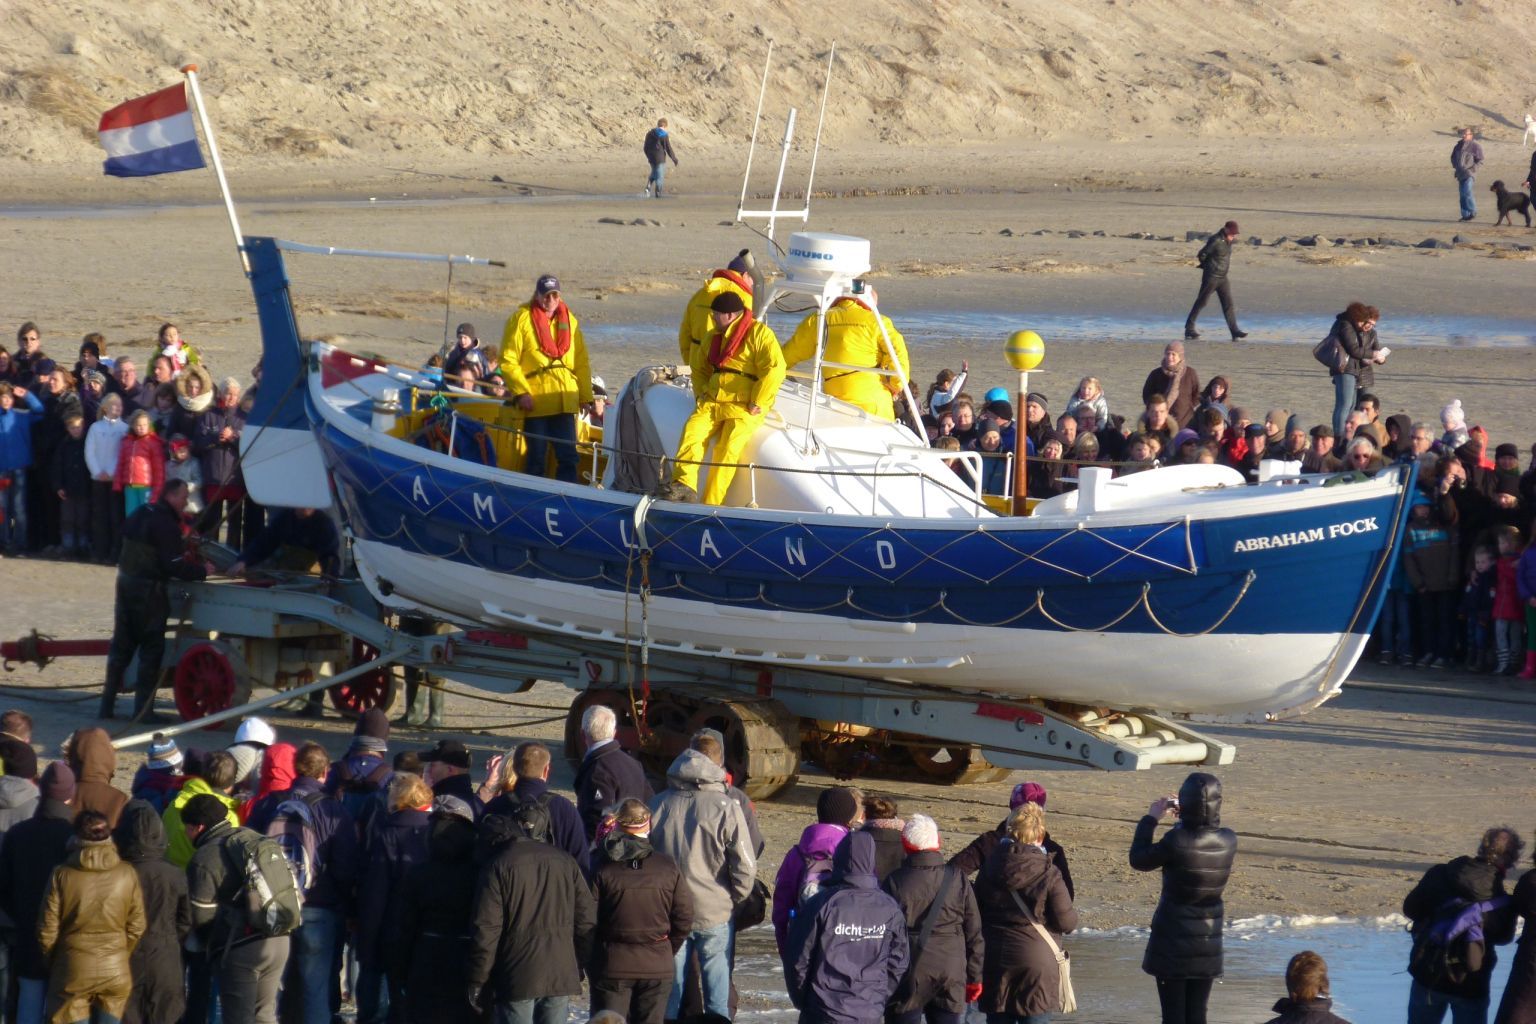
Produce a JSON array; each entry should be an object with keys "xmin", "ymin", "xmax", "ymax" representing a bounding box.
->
[{"xmin": 499, "ymin": 274, "xmax": 594, "ymax": 483}]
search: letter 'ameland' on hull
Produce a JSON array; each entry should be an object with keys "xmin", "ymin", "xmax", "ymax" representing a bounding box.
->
[{"xmin": 240, "ymin": 236, "xmax": 1416, "ymax": 725}]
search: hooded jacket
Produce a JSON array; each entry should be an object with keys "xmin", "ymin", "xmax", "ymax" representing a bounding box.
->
[
  {"xmin": 862, "ymin": 820, "xmax": 907, "ymax": 884},
  {"xmin": 884, "ymin": 848, "xmax": 983, "ymax": 1015},
  {"xmin": 974, "ymin": 838, "xmax": 1078, "ymax": 1017},
  {"xmin": 38, "ymin": 837, "xmax": 147, "ymax": 1024},
  {"xmin": 172, "ymin": 365, "xmax": 214, "ymax": 440},
  {"xmin": 1129, "ymin": 772, "xmax": 1238, "ymax": 979},
  {"xmin": 648, "ymin": 748, "xmax": 756, "ymax": 929},
  {"xmin": 0, "ymin": 389, "xmax": 44, "ymax": 471},
  {"xmin": 0, "ymin": 773, "xmax": 39, "ymax": 834},
  {"xmin": 590, "ymin": 829, "xmax": 694, "ymax": 980},
  {"xmin": 949, "ymin": 819, "xmax": 1075, "ymax": 900},
  {"xmin": 193, "ymin": 399, "xmax": 245, "ymax": 490},
  {"xmin": 162, "ymin": 775, "xmax": 239, "ymax": 869},
  {"xmin": 397, "ymin": 816, "xmax": 482, "ymax": 1024},
  {"xmin": 66, "ymin": 727, "xmax": 127, "ymax": 828},
  {"xmin": 0, "ymin": 797, "xmax": 75, "ymax": 977},
  {"xmin": 773, "ymin": 821, "xmax": 851, "ymax": 953},
  {"xmin": 113, "ymin": 800, "xmax": 190, "ymax": 1024},
  {"xmin": 786, "ymin": 832, "xmax": 910, "ymax": 1024},
  {"xmin": 467, "ymin": 826, "xmax": 596, "ymax": 1002},
  {"xmin": 1404, "ymin": 854, "xmax": 1517, "ymax": 999}
]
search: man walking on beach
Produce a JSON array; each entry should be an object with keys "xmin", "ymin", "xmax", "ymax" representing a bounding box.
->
[
  {"xmin": 1451, "ymin": 127, "xmax": 1484, "ymax": 222},
  {"xmin": 1184, "ymin": 220, "xmax": 1246, "ymax": 341},
  {"xmin": 643, "ymin": 119, "xmax": 679, "ymax": 198}
]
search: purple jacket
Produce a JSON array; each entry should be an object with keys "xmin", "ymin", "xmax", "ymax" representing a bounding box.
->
[
  {"xmin": 772, "ymin": 821, "xmax": 850, "ymax": 953},
  {"xmin": 1517, "ymin": 547, "xmax": 1536, "ymax": 603}
]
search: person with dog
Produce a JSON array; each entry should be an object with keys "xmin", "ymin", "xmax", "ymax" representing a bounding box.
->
[
  {"xmin": 1452, "ymin": 127, "xmax": 1485, "ymax": 222},
  {"xmin": 1183, "ymin": 221, "xmax": 1247, "ymax": 341},
  {"xmin": 1324, "ymin": 302, "xmax": 1387, "ymax": 440}
]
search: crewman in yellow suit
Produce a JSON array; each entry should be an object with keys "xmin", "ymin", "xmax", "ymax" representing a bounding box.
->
[
  {"xmin": 678, "ymin": 249, "xmax": 754, "ymax": 382},
  {"xmin": 781, "ymin": 282, "xmax": 910, "ymax": 419},
  {"xmin": 672, "ymin": 291, "xmax": 786, "ymax": 505},
  {"xmin": 498, "ymin": 274, "xmax": 593, "ymax": 482}
]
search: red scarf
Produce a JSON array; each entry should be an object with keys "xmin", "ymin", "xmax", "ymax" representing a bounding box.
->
[
  {"xmin": 529, "ymin": 301, "xmax": 572, "ymax": 360},
  {"xmin": 710, "ymin": 269, "xmax": 753, "ymax": 294},
  {"xmin": 708, "ymin": 311, "xmax": 755, "ymax": 370}
]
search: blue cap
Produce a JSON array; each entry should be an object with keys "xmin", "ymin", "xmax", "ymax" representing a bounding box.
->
[
  {"xmin": 984, "ymin": 387, "xmax": 1008, "ymax": 403},
  {"xmin": 535, "ymin": 274, "xmax": 560, "ymax": 295}
]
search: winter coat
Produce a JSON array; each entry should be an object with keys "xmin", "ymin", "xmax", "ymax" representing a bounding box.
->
[
  {"xmin": 1195, "ymin": 232, "xmax": 1232, "ymax": 278},
  {"xmin": 773, "ymin": 821, "xmax": 852, "ymax": 952},
  {"xmin": 164, "ymin": 457, "xmax": 203, "ymax": 514},
  {"xmin": 35, "ymin": 390, "xmax": 81, "ymax": 465},
  {"xmin": 113, "ymin": 801, "xmax": 190, "ymax": 1024},
  {"xmin": 466, "ymin": 832, "xmax": 596, "ymax": 1002},
  {"xmin": 483, "ymin": 777, "xmax": 588, "ymax": 867},
  {"xmin": 84, "ymin": 417, "xmax": 127, "ymax": 480},
  {"xmin": 113, "ymin": 432, "xmax": 164, "ymax": 498},
  {"xmin": 193, "ymin": 401, "xmax": 245, "ymax": 489},
  {"xmin": 0, "ymin": 390, "xmax": 44, "ymax": 471},
  {"xmin": 687, "ymin": 316, "xmax": 787, "ymax": 413},
  {"xmin": 0, "ymin": 799, "xmax": 75, "ymax": 977},
  {"xmin": 162, "ymin": 776, "xmax": 239, "ymax": 869},
  {"xmin": 37, "ymin": 838, "xmax": 146, "ymax": 1024},
  {"xmin": 786, "ymin": 832, "xmax": 910, "ymax": 1024},
  {"xmin": 356, "ymin": 806, "xmax": 429, "ymax": 966},
  {"xmin": 974, "ymin": 839, "xmax": 1078, "ymax": 1017},
  {"xmin": 883, "ymin": 849, "xmax": 983, "ymax": 1015},
  {"xmin": 0, "ymin": 774, "xmax": 39, "ymax": 835},
  {"xmin": 590, "ymin": 830, "xmax": 694, "ymax": 980},
  {"xmin": 185, "ymin": 820, "xmax": 269, "ymax": 952},
  {"xmin": 643, "ymin": 126, "xmax": 678, "ymax": 166},
  {"xmin": 1263, "ymin": 996, "xmax": 1353, "ymax": 1024},
  {"xmin": 1452, "ymin": 138, "xmax": 1485, "ymax": 180},
  {"xmin": 573, "ymin": 740, "xmax": 655, "ymax": 839},
  {"xmin": 1463, "ymin": 566, "xmax": 1498, "ymax": 626},
  {"xmin": 497, "ymin": 302, "xmax": 594, "ymax": 417},
  {"xmin": 1404, "ymin": 854, "xmax": 1517, "ymax": 999},
  {"xmin": 1495, "ymin": 869, "xmax": 1536, "ymax": 1024},
  {"xmin": 1405, "ymin": 506, "xmax": 1461, "ymax": 593},
  {"xmin": 1129, "ymin": 772, "xmax": 1237, "ymax": 979},
  {"xmin": 1495, "ymin": 556, "xmax": 1523, "ymax": 621},
  {"xmin": 950, "ymin": 821, "xmax": 1075, "ymax": 898},
  {"xmin": 1328, "ymin": 314, "xmax": 1381, "ymax": 387},
  {"xmin": 258, "ymin": 775, "xmax": 360, "ymax": 913},
  {"xmin": 648, "ymin": 748, "xmax": 756, "ymax": 929},
  {"xmin": 396, "ymin": 816, "xmax": 484, "ymax": 1024},
  {"xmin": 172, "ymin": 366, "xmax": 213, "ymax": 441},
  {"xmin": 1518, "ymin": 548, "xmax": 1536, "ymax": 605},
  {"xmin": 781, "ymin": 299, "xmax": 911, "ymax": 418},
  {"xmin": 862, "ymin": 820, "xmax": 907, "ymax": 884},
  {"xmin": 66, "ymin": 728, "xmax": 127, "ymax": 828},
  {"xmin": 678, "ymin": 272, "xmax": 756, "ymax": 368},
  {"xmin": 50, "ymin": 442, "xmax": 91, "ymax": 513},
  {"xmin": 1141, "ymin": 365, "xmax": 1202, "ymax": 429}
]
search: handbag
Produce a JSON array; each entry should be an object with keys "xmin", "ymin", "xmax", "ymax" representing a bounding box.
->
[
  {"xmin": 733, "ymin": 877, "xmax": 771, "ymax": 930},
  {"xmin": 1312, "ymin": 331, "xmax": 1349, "ymax": 374},
  {"xmin": 1011, "ymin": 889, "xmax": 1077, "ymax": 1014}
]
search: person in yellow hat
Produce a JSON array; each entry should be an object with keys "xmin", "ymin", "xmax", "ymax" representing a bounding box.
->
[
  {"xmin": 678, "ymin": 250, "xmax": 754, "ymax": 386},
  {"xmin": 781, "ymin": 282, "xmax": 909, "ymax": 419},
  {"xmin": 671, "ymin": 292, "xmax": 785, "ymax": 505},
  {"xmin": 498, "ymin": 274, "xmax": 593, "ymax": 482}
]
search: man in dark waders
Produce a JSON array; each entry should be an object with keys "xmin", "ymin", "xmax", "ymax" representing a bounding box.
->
[{"xmin": 102, "ymin": 478, "xmax": 206, "ymax": 721}]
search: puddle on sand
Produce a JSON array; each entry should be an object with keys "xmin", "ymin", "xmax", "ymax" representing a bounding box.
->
[{"xmin": 711, "ymin": 915, "xmax": 1513, "ymax": 1024}]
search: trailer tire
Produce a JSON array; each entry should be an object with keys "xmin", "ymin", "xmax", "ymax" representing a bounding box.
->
[
  {"xmin": 173, "ymin": 641, "xmax": 252, "ymax": 728},
  {"xmin": 328, "ymin": 638, "xmax": 398, "ymax": 714}
]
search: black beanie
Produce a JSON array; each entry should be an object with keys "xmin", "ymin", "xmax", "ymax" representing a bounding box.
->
[
  {"xmin": 710, "ymin": 291, "xmax": 746, "ymax": 314},
  {"xmin": 355, "ymin": 708, "xmax": 390, "ymax": 741},
  {"xmin": 817, "ymin": 786, "xmax": 860, "ymax": 825}
]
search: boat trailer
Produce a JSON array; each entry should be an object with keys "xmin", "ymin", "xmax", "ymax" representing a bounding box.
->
[{"xmin": 0, "ymin": 577, "xmax": 1233, "ymax": 799}]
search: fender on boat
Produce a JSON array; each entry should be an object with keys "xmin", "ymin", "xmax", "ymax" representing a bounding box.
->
[{"xmin": 240, "ymin": 236, "xmax": 334, "ymax": 508}]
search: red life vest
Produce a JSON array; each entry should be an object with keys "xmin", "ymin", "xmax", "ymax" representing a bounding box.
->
[{"xmin": 530, "ymin": 302, "xmax": 573, "ymax": 360}]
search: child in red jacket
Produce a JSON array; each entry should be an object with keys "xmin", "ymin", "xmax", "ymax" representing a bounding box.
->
[
  {"xmin": 1492, "ymin": 525, "xmax": 1527, "ymax": 674},
  {"xmin": 113, "ymin": 410, "xmax": 164, "ymax": 516}
]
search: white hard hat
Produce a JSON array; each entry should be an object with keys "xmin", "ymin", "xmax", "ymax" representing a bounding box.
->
[
  {"xmin": 590, "ymin": 375, "xmax": 605, "ymax": 391},
  {"xmin": 234, "ymin": 716, "xmax": 277, "ymax": 747}
]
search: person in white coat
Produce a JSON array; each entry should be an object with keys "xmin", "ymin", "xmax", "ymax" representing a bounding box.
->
[{"xmin": 84, "ymin": 393, "xmax": 129, "ymax": 563}]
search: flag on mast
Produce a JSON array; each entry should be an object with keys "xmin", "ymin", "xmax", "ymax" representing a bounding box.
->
[{"xmin": 98, "ymin": 84, "xmax": 207, "ymax": 177}]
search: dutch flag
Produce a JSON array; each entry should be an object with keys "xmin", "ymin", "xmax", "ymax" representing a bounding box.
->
[{"xmin": 97, "ymin": 84, "xmax": 208, "ymax": 178}]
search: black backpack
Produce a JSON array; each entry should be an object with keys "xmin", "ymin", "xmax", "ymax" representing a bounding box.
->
[{"xmin": 507, "ymin": 792, "xmax": 553, "ymax": 845}]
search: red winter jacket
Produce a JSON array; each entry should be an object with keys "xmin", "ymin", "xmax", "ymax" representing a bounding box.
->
[
  {"xmin": 1493, "ymin": 555, "xmax": 1522, "ymax": 621},
  {"xmin": 113, "ymin": 432, "xmax": 164, "ymax": 499}
]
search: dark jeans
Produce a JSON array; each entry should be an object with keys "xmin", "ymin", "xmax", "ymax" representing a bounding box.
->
[
  {"xmin": 104, "ymin": 576, "xmax": 169, "ymax": 716},
  {"xmin": 58, "ymin": 494, "xmax": 91, "ymax": 553},
  {"xmin": 491, "ymin": 997, "xmax": 567, "ymax": 1024},
  {"xmin": 0, "ymin": 469, "xmax": 27, "ymax": 552},
  {"xmin": 218, "ymin": 937, "xmax": 289, "ymax": 1024},
  {"xmin": 522, "ymin": 414, "xmax": 578, "ymax": 484},
  {"xmin": 1184, "ymin": 274, "xmax": 1239, "ymax": 336},
  {"xmin": 898, "ymin": 1009, "xmax": 965, "ymax": 1024},
  {"xmin": 590, "ymin": 977, "xmax": 667, "ymax": 1024},
  {"xmin": 1417, "ymin": 589, "xmax": 1459, "ymax": 660},
  {"xmin": 1156, "ymin": 977, "xmax": 1214, "ymax": 1024},
  {"xmin": 90, "ymin": 480, "xmax": 122, "ymax": 561}
]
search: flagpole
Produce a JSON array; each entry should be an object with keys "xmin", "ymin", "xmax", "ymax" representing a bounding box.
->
[{"xmin": 180, "ymin": 64, "xmax": 250, "ymax": 275}]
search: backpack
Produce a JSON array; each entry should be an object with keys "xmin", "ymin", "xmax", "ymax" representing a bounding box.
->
[
  {"xmin": 795, "ymin": 847, "xmax": 837, "ymax": 909},
  {"xmin": 1408, "ymin": 896, "xmax": 1504, "ymax": 988},
  {"xmin": 223, "ymin": 828, "xmax": 304, "ymax": 939},
  {"xmin": 506, "ymin": 792, "xmax": 553, "ymax": 845},
  {"xmin": 264, "ymin": 790, "xmax": 326, "ymax": 895},
  {"xmin": 333, "ymin": 757, "xmax": 391, "ymax": 824}
]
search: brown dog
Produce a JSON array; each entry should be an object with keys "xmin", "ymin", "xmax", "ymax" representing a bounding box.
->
[{"xmin": 1490, "ymin": 180, "xmax": 1533, "ymax": 226}]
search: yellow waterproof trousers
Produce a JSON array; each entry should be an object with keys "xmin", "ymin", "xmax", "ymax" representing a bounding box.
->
[{"xmin": 673, "ymin": 401, "xmax": 764, "ymax": 506}]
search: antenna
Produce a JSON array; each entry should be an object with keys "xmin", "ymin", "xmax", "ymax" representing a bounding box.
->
[{"xmin": 736, "ymin": 43, "xmax": 838, "ymax": 245}]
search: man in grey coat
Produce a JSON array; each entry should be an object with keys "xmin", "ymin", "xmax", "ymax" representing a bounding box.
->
[
  {"xmin": 1183, "ymin": 220, "xmax": 1247, "ymax": 341},
  {"xmin": 648, "ymin": 747, "xmax": 756, "ymax": 1021},
  {"xmin": 1452, "ymin": 127, "xmax": 1484, "ymax": 221}
]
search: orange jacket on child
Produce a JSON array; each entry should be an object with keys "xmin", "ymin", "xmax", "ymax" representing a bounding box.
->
[{"xmin": 113, "ymin": 432, "xmax": 165, "ymax": 500}]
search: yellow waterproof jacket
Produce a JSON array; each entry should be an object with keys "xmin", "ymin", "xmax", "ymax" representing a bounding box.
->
[
  {"xmin": 695, "ymin": 317, "xmax": 786, "ymax": 419},
  {"xmin": 498, "ymin": 302, "xmax": 593, "ymax": 417},
  {"xmin": 679, "ymin": 272, "xmax": 755, "ymax": 387},
  {"xmin": 782, "ymin": 299, "xmax": 910, "ymax": 416}
]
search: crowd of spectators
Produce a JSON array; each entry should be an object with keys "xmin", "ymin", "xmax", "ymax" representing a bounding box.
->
[{"xmin": 0, "ymin": 322, "xmax": 261, "ymax": 562}]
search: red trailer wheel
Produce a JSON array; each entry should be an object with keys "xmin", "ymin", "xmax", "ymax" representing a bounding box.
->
[
  {"xmin": 173, "ymin": 642, "xmax": 243, "ymax": 728},
  {"xmin": 327, "ymin": 638, "xmax": 397, "ymax": 714}
]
